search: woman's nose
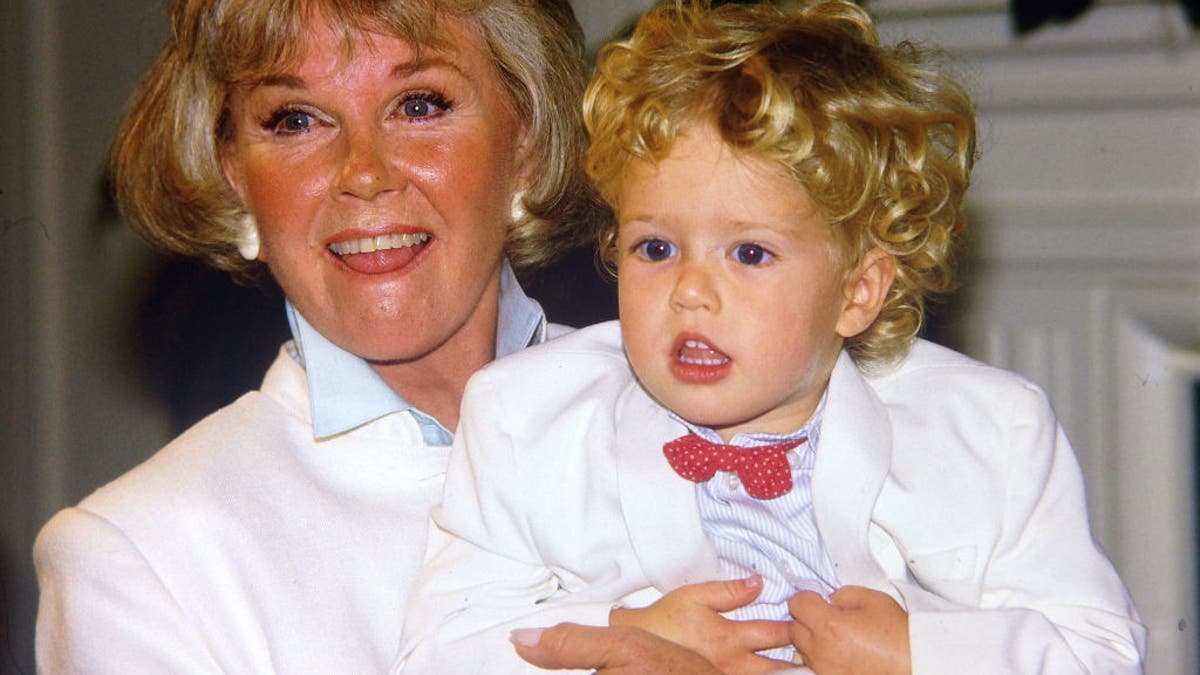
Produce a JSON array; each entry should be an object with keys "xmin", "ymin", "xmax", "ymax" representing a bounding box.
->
[
  {"xmin": 669, "ymin": 259, "xmax": 720, "ymax": 313},
  {"xmin": 337, "ymin": 128, "xmax": 402, "ymax": 200}
]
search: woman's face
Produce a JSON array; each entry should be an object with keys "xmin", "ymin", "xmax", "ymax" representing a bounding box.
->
[{"xmin": 221, "ymin": 14, "xmax": 528, "ymax": 365}]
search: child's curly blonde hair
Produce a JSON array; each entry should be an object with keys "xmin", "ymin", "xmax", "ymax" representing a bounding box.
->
[{"xmin": 583, "ymin": 0, "xmax": 977, "ymax": 365}]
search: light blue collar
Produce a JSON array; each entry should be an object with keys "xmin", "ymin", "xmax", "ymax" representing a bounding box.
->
[{"xmin": 285, "ymin": 261, "xmax": 546, "ymax": 444}]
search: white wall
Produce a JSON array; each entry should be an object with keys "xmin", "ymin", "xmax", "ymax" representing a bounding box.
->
[{"xmin": 1, "ymin": 1, "xmax": 1196, "ymax": 672}]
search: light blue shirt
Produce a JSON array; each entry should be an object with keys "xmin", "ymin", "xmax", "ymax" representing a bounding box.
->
[
  {"xmin": 285, "ymin": 261, "xmax": 547, "ymax": 445},
  {"xmin": 679, "ymin": 394, "xmax": 839, "ymax": 661}
]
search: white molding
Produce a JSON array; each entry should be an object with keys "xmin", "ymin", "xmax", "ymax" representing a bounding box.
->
[
  {"xmin": 968, "ymin": 196, "xmax": 1200, "ymax": 265},
  {"xmin": 875, "ymin": 1, "xmax": 1200, "ymax": 108}
]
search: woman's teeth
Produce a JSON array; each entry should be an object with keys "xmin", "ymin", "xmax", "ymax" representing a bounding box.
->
[
  {"xmin": 679, "ymin": 339, "xmax": 729, "ymax": 366},
  {"xmin": 328, "ymin": 232, "xmax": 430, "ymax": 256}
]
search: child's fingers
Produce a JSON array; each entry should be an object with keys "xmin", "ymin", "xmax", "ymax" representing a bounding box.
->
[
  {"xmin": 786, "ymin": 591, "xmax": 828, "ymax": 659},
  {"xmin": 674, "ymin": 575, "xmax": 766, "ymax": 613},
  {"xmin": 786, "ymin": 590, "xmax": 830, "ymax": 626},
  {"xmin": 828, "ymin": 584, "xmax": 876, "ymax": 609}
]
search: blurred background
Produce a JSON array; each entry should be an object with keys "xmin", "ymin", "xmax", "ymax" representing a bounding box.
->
[{"xmin": 2, "ymin": 1, "xmax": 1198, "ymax": 673}]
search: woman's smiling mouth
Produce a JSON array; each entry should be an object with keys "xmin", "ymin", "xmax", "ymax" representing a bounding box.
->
[
  {"xmin": 327, "ymin": 232, "xmax": 433, "ymax": 275},
  {"xmin": 328, "ymin": 232, "xmax": 431, "ymax": 256}
]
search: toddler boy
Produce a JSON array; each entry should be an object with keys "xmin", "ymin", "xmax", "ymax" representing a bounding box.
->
[{"xmin": 398, "ymin": 2, "xmax": 1145, "ymax": 672}]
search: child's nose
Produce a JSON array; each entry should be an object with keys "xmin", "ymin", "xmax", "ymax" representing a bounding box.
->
[{"xmin": 669, "ymin": 260, "xmax": 719, "ymax": 313}]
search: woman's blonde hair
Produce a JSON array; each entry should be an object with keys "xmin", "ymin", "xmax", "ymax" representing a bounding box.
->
[
  {"xmin": 112, "ymin": 0, "xmax": 598, "ymax": 281},
  {"xmin": 584, "ymin": 0, "xmax": 977, "ymax": 365}
]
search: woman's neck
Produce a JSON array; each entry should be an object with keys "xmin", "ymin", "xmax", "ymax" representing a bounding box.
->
[{"xmin": 369, "ymin": 286, "xmax": 501, "ymax": 432}]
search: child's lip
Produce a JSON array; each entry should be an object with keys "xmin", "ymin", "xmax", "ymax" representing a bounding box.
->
[
  {"xmin": 672, "ymin": 333, "xmax": 731, "ymax": 366},
  {"xmin": 668, "ymin": 332, "xmax": 733, "ymax": 384}
]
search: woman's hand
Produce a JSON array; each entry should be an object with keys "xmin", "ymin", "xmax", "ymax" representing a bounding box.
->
[
  {"xmin": 788, "ymin": 586, "xmax": 912, "ymax": 675},
  {"xmin": 608, "ymin": 576, "xmax": 793, "ymax": 675},
  {"xmin": 512, "ymin": 622, "xmax": 725, "ymax": 674}
]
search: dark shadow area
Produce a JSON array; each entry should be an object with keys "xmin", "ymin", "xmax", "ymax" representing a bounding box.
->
[
  {"xmin": 0, "ymin": 545, "xmax": 32, "ymax": 675},
  {"xmin": 134, "ymin": 261, "xmax": 290, "ymax": 435},
  {"xmin": 522, "ymin": 244, "xmax": 618, "ymax": 329}
]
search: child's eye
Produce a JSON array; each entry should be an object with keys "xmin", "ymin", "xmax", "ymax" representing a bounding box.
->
[
  {"xmin": 636, "ymin": 238, "xmax": 676, "ymax": 262},
  {"xmin": 397, "ymin": 92, "xmax": 451, "ymax": 120},
  {"xmin": 733, "ymin": 243, "xmax": 772, "ymax": 265}
]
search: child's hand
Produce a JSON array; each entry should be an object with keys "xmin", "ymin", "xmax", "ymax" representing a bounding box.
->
[
  {"xmin": 609, "ymin": 575, "xmax": 793, "ymax": 674},
  {"xmin": 787, "ymin": 586, "xmax": 911, "ymax": 675}
]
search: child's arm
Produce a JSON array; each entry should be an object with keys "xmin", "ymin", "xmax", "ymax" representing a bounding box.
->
[
  {"xmin": 905, "ymin": 385, "xmax": 1143, "ymax": 673},
  {"xmin": 841, "ymin": 377, "xmax": 1146, "ymax": 674}
]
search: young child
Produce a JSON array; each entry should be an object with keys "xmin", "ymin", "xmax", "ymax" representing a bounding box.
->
[{"xmin": 397, "ymin": 1, "xmax": 1146, "ymax": 673}]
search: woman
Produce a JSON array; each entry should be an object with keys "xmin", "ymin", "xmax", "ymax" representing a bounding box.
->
[{"xmin": 33, "ymin": 0, "xmax": 600, "ymax": 671}]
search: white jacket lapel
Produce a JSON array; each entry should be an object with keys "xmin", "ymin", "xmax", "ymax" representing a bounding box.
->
[
  {"xmin": 813, "ymin": 351, "xmax": 894, "ymax": 591},
  {"xmin": 613, "ymin": 380, "xmax": 725, "ymax": 591}
]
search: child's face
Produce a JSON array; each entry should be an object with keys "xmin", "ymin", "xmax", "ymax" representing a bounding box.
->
[{"xmin": 616, "ymin": 124, "xmax": 864, "ymax": 441}]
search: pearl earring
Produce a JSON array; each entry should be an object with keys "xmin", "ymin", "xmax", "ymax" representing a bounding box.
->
[
  {"xmin": 235, "ymin": 213, "xmax": 260, "ymax": 261},
  {"xmin": 511, "ymin": 191, "xmax": 527, "ymax": 224}
]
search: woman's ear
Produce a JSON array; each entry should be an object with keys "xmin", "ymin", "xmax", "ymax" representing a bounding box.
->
[
  {"xmin": 220, "ymin": 146, "xmax": 247, "ymax": 205},
  {"xmin": 512, "ymin": 123, "xmax": 536, "ymax": 194},
  {"xmin": 835, "ymin": 247, "xmax": 896, "ymax": 339}
]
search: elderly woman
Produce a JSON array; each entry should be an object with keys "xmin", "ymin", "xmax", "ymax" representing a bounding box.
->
[{"xmin": 33, "ymin": 0, "xmax": 601, "ymax": 671}]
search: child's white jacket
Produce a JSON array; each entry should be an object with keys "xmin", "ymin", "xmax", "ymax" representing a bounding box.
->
[{"xmin": 397, "ymin": 321, "xmax": 1145, "ymax": 674}]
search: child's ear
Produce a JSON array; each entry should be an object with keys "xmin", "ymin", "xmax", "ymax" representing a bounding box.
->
[{"xmin": 835, "ymin": 247, "xmax": 896, "ymax": 339}]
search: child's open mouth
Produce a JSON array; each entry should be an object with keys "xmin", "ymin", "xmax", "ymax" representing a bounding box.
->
[
  {"xmin": 671, "ymin": 335, "xmax": 732, "ymax": 383},
  {"xmin": 678, "ymin": 338, "xmax": 730, "ymax": 366}
]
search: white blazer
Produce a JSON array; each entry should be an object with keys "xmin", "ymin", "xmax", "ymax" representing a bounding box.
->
[
  {"xmin": 36, "ymin": 348, "xmax": 451, "ymax": 674},
  {"xmin": 398, "ymin": 321, "xmax": 1145, "ymax": 674}
]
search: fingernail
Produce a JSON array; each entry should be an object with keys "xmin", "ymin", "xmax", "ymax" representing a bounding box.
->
[
  {"xmin": 509, "ymin": 628, "xmax": 544, "ymax": 647},
  {"xmin": 745, "ymin": 574, "xmax": 763, "ymax": 590}
]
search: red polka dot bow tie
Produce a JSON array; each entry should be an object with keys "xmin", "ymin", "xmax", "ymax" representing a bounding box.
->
[{"xmin": 662, "ymin": 433, "xmax": 806, "ymax": 500}]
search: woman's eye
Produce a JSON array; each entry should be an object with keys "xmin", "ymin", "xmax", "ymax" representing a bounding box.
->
[
  {"xmin": 637, "ymin": 239, "xmax": 676, "ymax": 262},
  {"xmin": 734, "ymin": 243, "xmax": 771, "ymax": 265},
  {"xmin": 398, "ymin": 93, "xmax": 450, "ymax": 120},
  {"xmin": 265, "ymin": 110, "xmax": 315, "ymax": 135}
]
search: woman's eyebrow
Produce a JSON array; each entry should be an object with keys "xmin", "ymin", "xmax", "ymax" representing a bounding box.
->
[
  {"xmin": 391, "ymin": 55, "xmax": 464, "ymax": 79},
  {"xmin": 246, "ymin": 55, "xmax": 464, "ymax": 91},
  {"xmin": 249, "ymin": 73, "xmax": 307, "ymax": 90}
]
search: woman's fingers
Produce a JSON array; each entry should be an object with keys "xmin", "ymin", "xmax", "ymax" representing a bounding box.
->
[
  {"xmin": 512, "ymin": 622, "xmax": 723, "ymax": 674},
  {"xmin": 727, "ymin": 618, "xmax": 793, "ymax": 653}
]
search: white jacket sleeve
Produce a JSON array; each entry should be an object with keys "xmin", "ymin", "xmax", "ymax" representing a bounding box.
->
[
  {"xmin": 395, "ymin": 373, "xmax": 625, "ymax": 675},
  {"xmin": 904, "ymin": 383, "xmax": 1146, "ymax": 674},
  {"xmin": 35, "ymin": 508, "xmax": 222, "ymax": 675}
]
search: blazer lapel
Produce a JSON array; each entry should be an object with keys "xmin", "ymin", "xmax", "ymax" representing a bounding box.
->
[
  {"xmin": 613, "ymin": 381, "xmax": 725, "ymax": 591},
  {"xmin": 813, "ymin": 351, "xmax": 894, "ymax": 591}
]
